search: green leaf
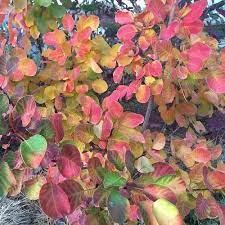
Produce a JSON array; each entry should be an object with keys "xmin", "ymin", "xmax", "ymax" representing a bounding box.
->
[
  {"xmin": 108, "ymin": 150, "xmax": 124, "ymax": 171},
  {"xmin": 154, "ymin": 175, "xmax": 177, "ymax": 186},
  {"xmin": 20, "ymin": 134, "xmax": 47, "ymax": 168},
  {"xmin": 108, "ymin": 190, "xmax": 129, "ymax": 224},
  {"xmin": 36, "ymin": 17, "xmax": 49, "ymax": 33},
  {"xmin": 38, "ymin": 119, "xmax": 55, "ymax": 140},
  {"xmin": 103, "ymin": 171, "xmax": 126, "ymax": 188},
  {"xmin": 35, "ymin": 0, "xmax": 52, "ymax": 7},
  {"xmin": 134, "ymin": 156, "xmax": 154, "ymax": 173},
  {"xmin": 24, "ymin": 176, "xmax": 46, "ymax": 200},
  {"xmin": 48, "ymin": 4, "xmax": 66, "ymax": 18},
  {"xmin": 0, "ymin": 162, "xmax": 16, "ymax": 196},
  {"xmin": 0, "ymin": 115, "xmax": 8, "ymax": 135},
  {"xmin": 0, "ymin": 94, "xmax": 9, "ymax": 114},
  {"xmin": 152, "ymin": 199, "xmax": 183, "ymax": 225}
]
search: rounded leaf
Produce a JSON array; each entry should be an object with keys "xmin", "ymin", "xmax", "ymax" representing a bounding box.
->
[
  {"xmin": 20, "ymin": 134, "xmax": 47, "ymax": 168},
  {"xmin": 39, "ymin": 182, "xmax": 71, "ymax": 219},
  {"xmin": 92, "ymin": 79, "xmax": 108, "ymax": 94},
  {"xmin": 57, "ymin": 144, "xmax": 82, "ymax": 178}
]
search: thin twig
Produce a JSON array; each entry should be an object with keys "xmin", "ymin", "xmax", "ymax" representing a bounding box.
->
[{"xmin": 141, "ymin": 97, "xmax": 153, "ymax": 132}]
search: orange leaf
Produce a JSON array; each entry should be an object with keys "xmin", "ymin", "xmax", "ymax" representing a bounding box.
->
[
  {"xmin": 136, "ymin": 85, "xmax": 151, "ymax": 103},
  {"xmin": 18, "ymin": 58, "xmax": 37, "ymax": 76},
  {"xmin": 192, "ymin": 147, "xmax": 211, "ymax": 163},
  {"xmin": 62, "ymin": 14, "xmax": 75, "ymax": 32}
]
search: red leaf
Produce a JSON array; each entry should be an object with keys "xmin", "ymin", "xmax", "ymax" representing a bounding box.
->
[
  {"xmin": 120, "ymin": 112, "xmax": 144, "ymax": 128},
  {"xmin": 152, "ymin": 162, "xmax": 175, "ymax": 179},
  {"xmin": 182, "ymin": 19, "xmax": 204, "ymax": 35},
  {"xmin": 62, "ymin": 14, "xmax": 75, "ymax": 32},
  {"xmin": 113, "ymin": 66, "xmax": 124, "ymax": 83},
  {"xmin": 115, "ymin": 11, "xmax": 134, "ymax": 25},
  {"xmin": 187, "ymin": 57, "xmax": 203, "ymax": 73},
  {"xmin": 207, "ymin": 170, "xmax": 225, "ymax": 189},
  {"xmin": 117, "ymin": 24, "xmax": 137, "ymax": 42},
  {"xmin": 50, "ymin": 113, "xmax": 64, "ymax": 143},
  {"xmin": 144, "ymin": 185, "xmax": 177, "ymax": 203},
  {"xmin": 39, "ymin": 182, "xmax": 71, "ymax": 219},
  {"xmin": 58, "ymin": 145, "xmax": 82, "ymax": 178},
  {"xmin": 59, "ymin": 180, "xmax": 83, "ymax": 212}
]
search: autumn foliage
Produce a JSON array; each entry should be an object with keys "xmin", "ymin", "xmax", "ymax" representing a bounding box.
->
[{"xmin": 0, "ymin": 0, "xmax": 225, "ymax": 224}]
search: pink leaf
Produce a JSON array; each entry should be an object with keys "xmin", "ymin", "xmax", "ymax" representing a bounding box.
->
[
  {"xmin": 115, "ymin": 11, "xmax": 134, "ymax": 25},
  {"xmin": 117, "ymin": 24, "xmax": 137, "ymax": 42},
  {"xmin": 144, "ymin": 60, "xmax": 162, "ymax": 77},
  {"xmin": 120, "ymin": 112, "xmax": 144, "ymax": 128},
  {"xmin": 62, "ymin": 14, "xmax": 75, "ymax": 32},
  {"xmin": 113, "ymin": 66, "xmax": 124, "ymax": 83},
  {"xmin": 207, "ymin": 72, "xmax": 225, "ymax": 94}
]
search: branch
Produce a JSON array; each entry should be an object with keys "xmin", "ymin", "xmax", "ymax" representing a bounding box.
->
[
  {"xmin": 141, "ymin": 97, "xmax": 153, "ymax": 132},
  {"xmin": 202, "ymin": 1, "xmax": 225, "ymax": 18}
]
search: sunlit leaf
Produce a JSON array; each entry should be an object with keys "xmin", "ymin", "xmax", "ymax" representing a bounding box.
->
[{"xmin": 20, "ymin": 134, "xmax": 47, "ymax": 168}]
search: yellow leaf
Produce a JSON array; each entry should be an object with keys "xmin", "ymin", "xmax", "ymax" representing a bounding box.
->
[
  {"xmin": 30, "ymin": 26, "xmax": 40, "ymax": 39},
  {"xmin": 90, "ymin": 58, "xmax": 102, "ymax": 73},
  {"xmin": 92, "ymin": 79, "xmax": 108, "ymax": 94},
  {"xmin": 77, "ymin": 15, "xmax": 99, "ymax": 32},
  {"xmin": 14, "ymin": 0, "xmax": 27, "ymax": 12},
  {"xmin": 44, "ymin": 86, "xmax": 57, "ymax": 101}
]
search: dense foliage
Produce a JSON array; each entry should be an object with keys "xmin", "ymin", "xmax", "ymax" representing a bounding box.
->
[{"xmin": 0, "ymin": 0, "xmax": 225, "ymax": 224}]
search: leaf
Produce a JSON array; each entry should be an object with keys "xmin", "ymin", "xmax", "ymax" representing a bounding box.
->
[
  {"xmin": 50, "ymin": 113, "xmax": 64, "ymax": 143},
  {"xmin": 113, "ymin": 66, "xmax": 124, "ymax": 83},
  {"xmin": 152, "ymin": 133, "xmax": 166, "ymax": 150},
  {"xmin": 135, "ymin": 156, "xmax": 154, "ymax": 173},
  {"xmin": 115, "ymin": 11, "xmax": 134, "ymax": 25},
  {"xmin": 37, "ymin": 119, "xmax": 55, "ymax": 140},
  {"xmin": 24, "ymin": 176, "xmax": 46, "ymax": 200},
  {"xmin": 35, "ymin": 0, "xmax": 52, "ymax": 7},
  {"xmin": 207, "ymin": 170, "xmax": 225, "ymax": 189},
  {"xmin": 39, "ymin": 182, "xmax": 71, "ymax": 219},
  {"xmin": 117, "ymin": 24, "xmax": 137, "ymax": 42},
  {"xmin": 77, "ymin": 15, "xmax": 99, "ymax": 31},
  {"xmin": 120, "ymin": 112, "xmax": 144, "ymax": 128},
  {"xmin": 192, "ymin": 147, "xmax": 211, "ymax": 163},
  {"xmin": 207, "ymin": 72, "xmax": 225, "ymax": 94},
  {"xmin": 108, "ymin": 150, "xmax": 125, "ymax": 171},
  {"xmin": 144, "ymin": 60, "xmax": 162, "ymax": 77},
  {"xmin": 152, "ymin": 199, "xmax": 184, "ymax": 225},
  {"xmin": 0, "ymin": 162, "xmax": 16, "ymax": 196},
  {"xmin": 48, "ymin": 4, "xmax": 66, "ymax": 18},
  {"xmin": 43, "ymin": 29, "xmax": 66, "ymax": 47},
  {"xmin": 59, "ymin": 180, "xmax": 84, "ymax": 211},
  {"xmin": 18, "ymin": 58, "xmax": 37, "ymax": 76},
  {"xmin": 62, "ymin": 14, "xmax": 75, "ymax": 32},
  {"xmin": 103, "ymin": 171, "xmax": 126, "ymax": 188},
  {"xmin": 20, "ymin": 134, "xmax": 47, "ymax": 168},
  {"xmin": 136, "ymin": 85, "xmax": 151, "ymax": 103},
  {"xmin": 0, "ymin": 93, "xmax": 9, "ymax": 114},
  {"xmin": 58, "ymin": 144, "xmax": 82, "ymax": 178},
  {"xmin": 108, "ymin": 190, "xmax": 129, "ymax": 224},
  {"xmin": 183, "ymin": 0, "xmax": 207, "ymax": 24},
  {"xmin": 92, "ymin": 79, "xmax": 108, "ymax": 94},
  {"xmin": 0, "ymin": 115, "xmax": 8, "ymax": 135}
]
